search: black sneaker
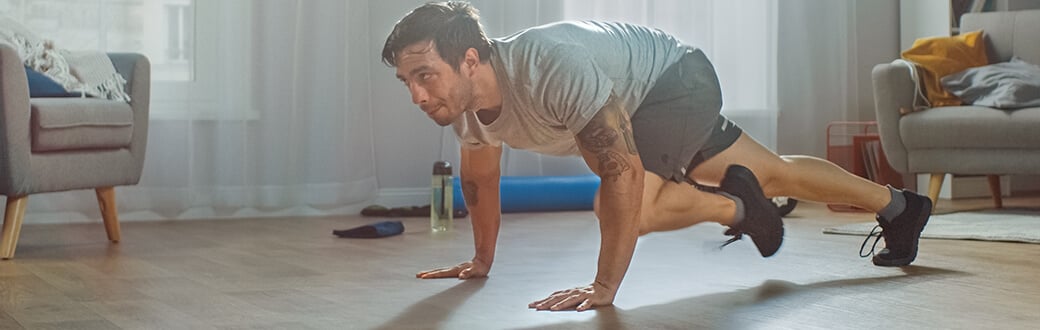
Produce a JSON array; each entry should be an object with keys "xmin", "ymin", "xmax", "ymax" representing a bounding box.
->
[
  {"xmin": 865, "ymin": 190, "xmax": 932, "ymax": 266},
  {"xmin": 718, "ymin": 165, "xmax": 784, "ymax": 257},
  {"xmin": 772, "ymin": 197, "xmax": 798, "ymax": 217}
]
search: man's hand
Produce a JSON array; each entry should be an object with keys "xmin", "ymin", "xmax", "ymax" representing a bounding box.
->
[
  {"xmin": 416, "ymin": 260, "xmax": 490, "ymax": 279},
  {"xmin": 528, "ymin": 281, "xmax": 616, "ymax": 312}
]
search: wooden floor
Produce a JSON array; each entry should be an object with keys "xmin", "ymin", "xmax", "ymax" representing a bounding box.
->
[{"xmin": 2, "ymin": 195, "xmax": 1039, "ymax": 329}]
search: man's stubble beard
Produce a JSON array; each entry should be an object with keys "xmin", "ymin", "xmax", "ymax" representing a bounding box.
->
[{"xmin": 436, "ymin": 76, "xmax": 477, "ymax": 127}]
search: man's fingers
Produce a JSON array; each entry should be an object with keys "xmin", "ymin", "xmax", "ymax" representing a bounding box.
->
[
  {"xmin": 530, "ymin": 291, "xmax": 583, "ymax": 311},
  {"xmin": 550, "ymin": 294, "xmax": 585, "ymax": 311},
  {"xmin": 531, "ymin": 285, "xmax": 602, "ymax": 311},
  {"xmin": 528, "ymin": 297, "xmax": 550, "ymax": 309},
  {"xmin": 529, "ymin": 294, "xmax": 561, "ymax": 309},
  {"xmin": 417, "ymin": 267, "xmax": 459, "ymax": 279},
  {"xmin": 415, "ymin": 269, "xmax": 442, "ymax": 278},
  {"xmin": 418, "ymin": 261, "xmax": 476, "ymax": 279},
  {"xmin": 576, "ymin": 299, "xmax": 594, "ymax": 312}
]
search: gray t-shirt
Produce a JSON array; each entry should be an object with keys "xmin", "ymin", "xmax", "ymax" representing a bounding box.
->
[{"xmin": 452, "ymin": 21, "xmax": 694, "ymax": 156}]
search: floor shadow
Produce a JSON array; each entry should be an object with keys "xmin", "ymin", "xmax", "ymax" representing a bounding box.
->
[
  {"xmin": 373, "ymin": 278, "xmax": 487, "ymax": 330},
  {"xmin": 512, "ymin": 265, "xmax": 966, "ymax": 330}
]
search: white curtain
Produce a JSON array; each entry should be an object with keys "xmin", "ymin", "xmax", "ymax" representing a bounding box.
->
[
  {"xmin": 14, "ymin": 0, "xmax": 378, "ymax": 223},
  {"xmin": 775, "ymin": 0, "xmax": 855, "ymax": 157},
  {"xmin": 6, "ymin": 0, "xmax": 807, "ymax": 220},
  {"xmin": 438, "ymin": 0, "xmax": 778, "ymax": 177}
]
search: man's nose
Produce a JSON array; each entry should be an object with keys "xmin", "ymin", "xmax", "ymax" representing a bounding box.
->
[{"xmin": 408, "ymin": 83, "xmax": 429, "ymax": 105}]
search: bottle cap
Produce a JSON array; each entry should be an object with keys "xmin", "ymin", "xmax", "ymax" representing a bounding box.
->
[{"xmin": 433, "ymin": 160, "xmax": 452, "ymax": 175}]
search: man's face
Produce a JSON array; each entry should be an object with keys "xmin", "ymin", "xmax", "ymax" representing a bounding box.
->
[{"xmin": 395, "ymin": 41, "xmax": 475, "ymax": 127}]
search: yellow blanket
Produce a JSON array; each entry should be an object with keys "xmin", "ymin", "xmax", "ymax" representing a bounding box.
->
[{"xmin": 901, "ymin": 30, "xmax": 989, "ymax": 108}]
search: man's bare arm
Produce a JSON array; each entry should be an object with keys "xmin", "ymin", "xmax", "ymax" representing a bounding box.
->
[
  {"xmin": 530, "ymin": 95, "xmax": 644, "ymax": 311},
  {"xmin": 461, "ymin": 144, "xmax": 503, "ymax": 270},
  {"xmin": 416, "ymin": 144, "xmax": 503, "ymax": 279}
]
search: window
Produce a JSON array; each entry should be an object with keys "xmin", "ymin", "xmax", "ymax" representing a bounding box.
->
[
  {"xmin": 1, "ymin": 0, "xmax": 193, "ymax": 81},
  {"xmin": 160, "ymin": 1, "xmax": 193, "ymax": 81},
  {"xmin": 1, "ymin": 0, "xmax": 253, "ymax": 120}
]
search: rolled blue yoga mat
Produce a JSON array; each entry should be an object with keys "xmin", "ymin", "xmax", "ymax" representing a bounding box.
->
[{"xmin": 452, "ymin": 175, "xmax": 601, "ymax": 213}]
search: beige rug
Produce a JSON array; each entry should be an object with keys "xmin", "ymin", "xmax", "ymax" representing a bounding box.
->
[{"xmin": 823, "ymin": 208, "xmax": 1040, "ymax": 244}]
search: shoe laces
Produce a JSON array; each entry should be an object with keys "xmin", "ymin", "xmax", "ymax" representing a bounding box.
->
[
  {"xmin": 719, "ymin": 228, "xmax": 743, "ymax": 249},
  {"xmin": 860, "ymin": 225, "xmax": 884, "ymax": 257}
]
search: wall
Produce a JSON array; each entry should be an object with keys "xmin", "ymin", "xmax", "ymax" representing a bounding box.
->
[
  {"xmin": 776, "ymin": 0, "xmax": 900, "ymax": 157},
  {"xmin": 899, "ymin": 0, "xmax": 952, "ymax": 50},
  {"xmin": 853, "ymin": 1, "xmax": 901, "ymax": 122}
]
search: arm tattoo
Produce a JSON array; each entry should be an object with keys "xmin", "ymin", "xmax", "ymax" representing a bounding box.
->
[
  {"xmin": 462, "ymin": 180, "xmax": 479, "ymax": 206},
  {"xmin": 577, "ymin": 95, "xmax": 637, "ymax": 180},
  {"xmin": 577, "ymin": 95, "xmax": 622, "ymax": 153},
  {"xmin": 617, "ymin": 111, "xmax": 637, "ymax": 155},
  {"xmin": 597, "ymin": 151, "xmax": 631, "ymax": 182},
  {"xmin": 577, "ymin": 124, "xmax": 618, "ymax": 153}
]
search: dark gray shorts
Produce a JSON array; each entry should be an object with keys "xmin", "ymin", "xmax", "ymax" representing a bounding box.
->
[{"xmin": 631, "ymin": 49, "xmax": 743, "ymax": 183}]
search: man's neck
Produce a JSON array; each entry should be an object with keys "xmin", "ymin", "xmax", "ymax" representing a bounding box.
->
[{"xmin": 471, "ymin": 61, "xmax": 502, "ymax": 124}]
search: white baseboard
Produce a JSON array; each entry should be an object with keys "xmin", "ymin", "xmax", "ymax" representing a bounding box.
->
[{"xmin": 374, "ymin": 188, "xmax": 429, "ymax": 207}]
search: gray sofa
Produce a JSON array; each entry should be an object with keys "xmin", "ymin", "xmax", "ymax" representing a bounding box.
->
[
  {"xmin": 872, "ymin": 9, "xmax": 1040, "ymax": 209},
  {"xmin": 0, "ymin": 42, "xmax": 150, "ymax": 259}
]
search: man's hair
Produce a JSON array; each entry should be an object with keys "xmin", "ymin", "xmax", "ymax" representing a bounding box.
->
[{"xmin": 381, "ymin": 1, "xmax": 491, "ymax": 71}]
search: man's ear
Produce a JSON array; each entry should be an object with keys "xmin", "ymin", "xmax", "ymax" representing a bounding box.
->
[{"xmin": 463, "ymin": 48, "xmax": 480, "ymax": 72}]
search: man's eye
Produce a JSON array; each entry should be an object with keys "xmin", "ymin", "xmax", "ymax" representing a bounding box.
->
[{"xmin": 420, "ymin": 73, "xmax": 433, "ymax": 80}]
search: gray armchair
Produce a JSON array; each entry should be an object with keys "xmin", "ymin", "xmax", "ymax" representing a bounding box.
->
[
  {"xmin": 871, "ymin": 10, "xmax": 1040, "ymax": 210},
  {"xmin": 0, "ymin": 42, "xmax": 150, "ymax": 259}
]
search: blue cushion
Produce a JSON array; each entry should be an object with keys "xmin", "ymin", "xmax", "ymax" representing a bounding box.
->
[{"xmin": 25, "ymin": 66, "xmax": 78, "ymax": 97}]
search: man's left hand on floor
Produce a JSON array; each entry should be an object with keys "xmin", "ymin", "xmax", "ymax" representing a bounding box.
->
[{"xmin": 528, "ymin": 282, "xmax": 616, "ymax": 312}]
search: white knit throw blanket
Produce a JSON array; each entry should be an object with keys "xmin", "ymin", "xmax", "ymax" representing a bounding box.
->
[{"xmin": 0, "ymin": 15, "xmax": 130, "ymax": 102}]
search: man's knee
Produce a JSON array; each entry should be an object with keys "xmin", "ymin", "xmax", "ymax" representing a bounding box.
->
[
  {"xmin": 594, "ymin": 184, "xmax": 657, "ymax": 236},
  {"xmin": 637, "ymin": 220, "xmax": 655, "ymax": 236},
  {"xmin": 755, "ymin": 157, "xmax": 795, "ymax": 198},
  {"xmin": 636, "ymin": 203, "xmax": 658, "ymax": 236}
]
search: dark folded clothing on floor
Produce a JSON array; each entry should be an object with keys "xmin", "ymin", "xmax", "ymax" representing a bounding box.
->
[{"xmin": 333, "ymin": 221, "xmax": 404, "ymax": 238}]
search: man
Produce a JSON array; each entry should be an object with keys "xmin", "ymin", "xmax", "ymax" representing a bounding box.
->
[{"xmin": 382, "ymin": 2, "xmax": 931, "ymax": 312}]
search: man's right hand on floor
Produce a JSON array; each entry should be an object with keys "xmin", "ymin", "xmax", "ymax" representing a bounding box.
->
[{"xmin": 416, "ymin": 260, "xmax": 490, "ymax": 279}]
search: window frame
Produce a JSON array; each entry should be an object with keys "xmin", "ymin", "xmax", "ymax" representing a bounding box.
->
[{"xmin": 150, "ymin": 0, "xmax": 256, "ymax": 121}]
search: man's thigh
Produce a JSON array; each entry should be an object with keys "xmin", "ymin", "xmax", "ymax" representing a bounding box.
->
[
  {"xmin": 632, "ymin": 49, "xmax": 723, "ymax": 183},
  {"xmin": 688, "ymin": 132, "xmax": 788, "ymax": 190}
]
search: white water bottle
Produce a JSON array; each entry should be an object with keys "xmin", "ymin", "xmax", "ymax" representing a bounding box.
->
[{"xmin": 431, "ymin": 161, "xmax": 453, "ymax": 232}]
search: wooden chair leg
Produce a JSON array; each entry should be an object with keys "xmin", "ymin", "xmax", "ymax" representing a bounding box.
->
[
  {"xmin": 95, "ymin": 187, "xmax": 121, "ymax": 243},
  {"xmin": 1, "ymin": 195, "xmax": 28, "ymax": 260},
  {"xmin": 987, "ymin": 175, "xmax": 1003, "ymax": 209},
  {"xmin": 927, "ymin": 173, "xmax": 944, "ymax": 212}
]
